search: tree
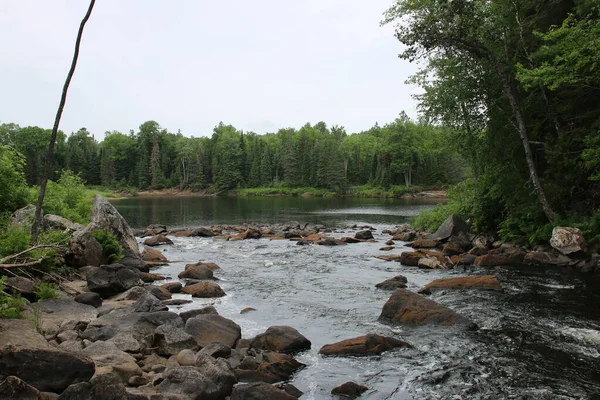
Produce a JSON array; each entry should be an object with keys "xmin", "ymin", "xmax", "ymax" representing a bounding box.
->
[
  {"xmin": 383, "ymin": 0, "xmax": 556, "ymax": 222},
  {"xmin": 31, "ymin": 0, "xmax": 96, "ymax": 243}
]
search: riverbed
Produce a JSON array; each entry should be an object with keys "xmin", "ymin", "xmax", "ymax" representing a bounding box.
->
[{"xmin": 113, "ymin": 197, "xmax": 600, "ymax": 399}]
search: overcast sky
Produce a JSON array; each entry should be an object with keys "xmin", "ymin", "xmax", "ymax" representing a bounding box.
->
[{"xmin": 0, "ymin": 0, "xmax": 418, "ymax": 138}]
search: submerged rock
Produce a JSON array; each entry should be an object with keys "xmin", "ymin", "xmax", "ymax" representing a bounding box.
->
[
  {"xmin": 378, "ymin": 289, "xmax": 476, "ymax": 329},
  {"xmin": 375, "ymin": 275, "xmax": 408, "ymax": 290},
  {"xmin": 319, "ymin": 333, "xmax": 411, "ymax": 357},
  {"xmin": 331, "ymin": 381, "xmax": 368, "ymax": 399},
  {"xmin": 143, "ymin": 234, "xmax": 174, "ymax": 247},
  {"xmin": 181, "ymin": 282, "xmax": 225, "ymax": 298}
]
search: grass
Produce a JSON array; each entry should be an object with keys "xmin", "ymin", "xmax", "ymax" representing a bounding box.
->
[
  {"xmin": 350, "ymin": 184, "xmax": 434, "ymax": 198},
  {"xmin": 84, "ymin": 186, "xmax": 124, "ymax": 199},
  {"xmin": 233, "ymin": 187, "xmax": 337, "ymax": 197}
]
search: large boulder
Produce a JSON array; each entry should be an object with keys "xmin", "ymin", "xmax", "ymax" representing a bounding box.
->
[
  {"xmin": 143, "ymin": 234, "xmax": 174, "ymax": 247},
  {"xmin": 117, "ymin": 249, "xmax": 149, "ymax": 272},
  {"xmin": 185, "ymin": 314, "xmax": 241, "ymax": 348},
  {"xmin": 10, "ymin": 204, "xmax": 37, "ymax": 228},
  {"xmin": 378, "ymin": 289, "xmax": 476, "ymax": 329},
  {"xmin": 157, "ymin": 366, "xmax": 223, "ymax": 400},
  {"xmin": 57, "ymin": 373, "xmax": 130, "ymax": 400},
  {"xmin": 550, "ymin": 227, "xmax": 587, "ymax": 255},
  {"xmin": 250, "ymin": 326, "xmax": 311, "ymax": 354},
  {"xmin": 87, "ymin": 195, "xmax": 140, "ymax": 255},
  {"xmin": 86, "ymin": 263, "xmax": 143, "ymax": 298},
  {"xmin": 0, "ymin": 375, "xmax": 44, "ymax": 400},
  {"xmin": 195, "ymin": 353, "xmax": 237, "ymax": 397},
  {"xmin": 181, "ymin": 282, "xmax": 225, "ymax": 298},
  {"xmin": 0, "ymin": 347, "xmax": 95, "ymax": 393},
  {"xmin": 319, "ymin": 333, "xmax": 411, "ymax": 357},
  {"xmin": 141, "ymin": 246, "xmax": 169, "ymax": 264},
  {"xmin": 68, "ymin": 230, "xmax": 106, "ymax": 267},
  {"xmin": 4, "ymin": 277, "xmax": 37, "ymax": 301},
  {"xmin": 354, "ymin": 230, "xmax": 374, "ymax": 240},
  {"xmin": 418, "ymin": 276, "xmax": 502, "ymax": 295},
  {"xmin": 43, "ymin": 214, "xmax": 84, "ymax": 232},
  {"xmin": 524, "ymin": 251, "xmax": 571, "ymax": 266},
  {"xmin": 430, "ymin": 214, "xmax": 470, "ymax": 241},
  {"xmin": 154, "ymin": 323, "xmax": 199, "ymax": 356},
  {"xmin": 0, "ymin": 319, "xmax": 52, "ymax": 350},
  {"xmin": 36, "ymin": 298, "xmax": 98, "ymax": 334},
  {"xmin": 230, "ymin": 382, "xmax": 297, "ymax": 400}
]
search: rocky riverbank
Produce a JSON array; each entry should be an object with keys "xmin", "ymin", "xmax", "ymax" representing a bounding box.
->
[{"xmin": 1, "ymin": 196, "xmax": 598, "ymax": 399}]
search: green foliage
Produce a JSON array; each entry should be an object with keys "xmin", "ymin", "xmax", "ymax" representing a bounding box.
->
[
  {"xmin": 498, "ymin": 205, "xmax": 554, "ymax": 245},
  {"xmin": 0, "ymin": 144, "xmax": 28, "ymax": 213},
  {"xmin": 91, "ymin": 229, "xmax": 124, "ymax": 263},
  {"xmin": 0, "ymin": 276, "xmax": 26, "ymax": 319},
  {"xmin": 0, "ymin": 224, "xmax": 30, "ymax": 258},
  {"xmin": 34, "ymin": 283, "xmax": 59, "ymax": 301},
  {"xmin": 28, "ymin": 170, "xmax": 92, "ymax": 224}
]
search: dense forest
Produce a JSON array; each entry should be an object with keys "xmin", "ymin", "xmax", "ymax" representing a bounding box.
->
[{"xmin": 0, "ymin": 117, "xmax": 464, "ymax": 195}]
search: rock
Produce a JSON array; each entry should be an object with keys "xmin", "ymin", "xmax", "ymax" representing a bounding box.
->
[
  {"xmin": 195, "ymin": 353, "xmax": 236, "ymax": 396},
  {"xmin": 110, "ymin": 285, "xmax": 147, "ymax": 301},
  {"xmin": 75, "ymin": 292, "xmax": 103, "ymax": 308},
  {"xmin": 550, "ymin": 227, "xmax": 587, "ymax": 255},
  {"xmin": 144, "ymin": 234, "xmax": 174, "ymax": 247},
  {"xmin": 162, "ymin": 282, "xmax": 183, "ymax": 293},
  {"xmin": 0, "ymin": 347, "xmax": 95, "ymax": 393},
  {"xmin": 230, "ymin": 382, "xmax": 297, "ymax": 400},
  {"xmin": 59, "ymin": 340, "xmax": 84, "ymax": 352},
  {"xmin": 488, "ymin": 244, "xmax": 526, "ymax": 262},
  {"xmin": 331, "ymin": 381, "xmax": 368, "ymax": 399},
  {"xmin": 319, "ymin": 333, "xmax": 411, "ymax": 357},
  {"xmin": 37, "ymin": 298, "xmax": 98, "ymax": 335},
  {"xmin": 185, "ymin": 314, "xmax": 241, "ymax": 348},
  {"xmin": 418, "ymin": 256, "xmax": 445, "ymax": 269},
  {"xmin": 355, "ymin": 230, "xmax": 374, "ymax": 240},
  {"xmin": 178, "ymin": 263, "xmax": 214, "ymax": 280},
  {"xmin": 250, "ymin": 326, "xmax": 311, "ymax": 354},
  {"xmin": 140, "ymin": 272, "xmax": 167, "ymax": 282},
  {"xmin": 0, "ymin": 375, "xmax": 43, "ymax": 399},
  {"xmin": 181, "ymin": 282, "xmax": 225, "ymax": 298},
  {"xmin": 128, "ymin": 375, "xmax": 149, "ymax": 387},
  {"xmin": 57, "ymin": 373, "xmax": 130, "ymax": 400},
  {"xmin": 133, "ymin": 292, "xmax": 169, "ymax": 312},
  {"xmin": 147, "ymin": 285, "xmax": 172, "ymax": 300},
  {"xmin": 198, "ymin": 342, "xmax": 231, "ymax": 359},
  {"xmin": 200, "ymin": 262, "xmax": 221, "ymax": 271},
  {"xmin": 452, "ymin": 254, "xmax": 477, "ymax": 266},
  {"xmin": 157, "ymin": 366, "xmax": 222, "ymax": 399},
  {"xmin": 442, "ymin": 242, "xmax": 465, "ymax": 256},
  {"xmin": 374, "ymin": 254, "xmax": 403, "ymax": 262},
  {"xmin": 88, "ymin": 195, "xmax": 140, "ymax": 255},
  {"xmin": 188, "ymin": 227, "xmax": 216, "ymax": 237},
  {"xmin": 145, "ymin": 224, "xmax": 168, "ymax": 236},
  {"xmin": 474, "ymin": 254, "xmax": 521, "ymax": 267},
  {"xmin": 117, "ymin": 249, "xmax": 149, "ymax": 273},
  {"xmin": 141, "ymin": 246, "xmax": 169, "ymax": 263},
  {"xmin": 106, "ymin": 332, "xmax": 141, "ymax": 352},
  {"xmin": 240, "ymin": 307, "xmax": 257, "ymax": 314},
  {"xmin": 430, "ymin": 214, "xmax": 470, "ymax": 241},
  {"xmin": 277, "ymin": 383, "xmax": 304, "ymax": 398},
  {"xmin": 399, "ymin": 251, "xmax": 424, "ymax": 266},
  {"xmin": 43, "ymin": 214, "xmax": 83, "ymax": 232},
  {"xmin": 385, "ymin": 239, "xmax": 395, "ymax": 245},
  {"xmin": 177, "ymin": 349, "xmax": 197, "ymax": 366},
  {"xmin": 180, "ymin": 306, "xmax": 219, "ymax": 323},
  {"xmin": 0, "ymin": 319, "xmax": 52, "ymax": 350},
  {"xmin": 154, "ymin": 324, "xmax": 199, "ymax": 356},
  {"xmin": 379, "ymin": 246, "xmax": 394, "ymax": 251},
  {"xmin": 10, "ymin": 204, "xmax": 37, "ymax": 228},
  {"xmin": 316, "ymin": 238, "xmax": 347, "ymax": 246},
  {"xmin": 378, "ymin": 289, "xmax": 476, "ymax": 329},
  {"xmin": 86, "ymin": 263, "xmax": 143, "ymax": 298},
  {"xmin": 163, "ymin": 299, "xmax": 193, "ymax": 306},
  {"xmin": 4, "ymin": 276, "xmax": 36, "ymax": 301},
  {"xmin": 375, "ymin": 275, "xmax": 408, "ymax": 290},
  {"xmin": 235, "ymin": 351, "xmax": 304, "ymax": 384},
  {"xmin": 392, "ymin": 231, "xmax": 415, "ymax": 241},
  {"xmin": 408, "ymin": 239, "xmax": 439, "ymax": 249},
  {"xmin": 68, "ymin": 230, "xmax": 106, "ymax": 267},
  {"xmin": 418, "ymin": 276, "xmax": 502, "ymax": 295},
  {"xmin": 524, "ymin": 251, "xmax": 571, "ymax": 266},
  {"xmin": 82, "ymin": 341, "xmax": 143, "ymax": 383}
]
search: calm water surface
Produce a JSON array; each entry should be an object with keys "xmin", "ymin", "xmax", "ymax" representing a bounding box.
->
[{"xmin": 111, "ymin": 196, "xmax": 600, "ymax": 400}]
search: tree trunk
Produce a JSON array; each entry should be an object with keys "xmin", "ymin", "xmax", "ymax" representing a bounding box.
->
[
  {"xmin": 491, "ymin": 58, "xmax": 556, "ymax": 222},
  {"xmin": 31, "ymin": 0, "xmax": 96, "ymax": 244}
]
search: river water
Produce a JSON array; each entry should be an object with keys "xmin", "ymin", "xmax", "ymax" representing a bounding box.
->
[{"xmin": 112, "ymin": 196, "xmax": 600, "ymax": 400}]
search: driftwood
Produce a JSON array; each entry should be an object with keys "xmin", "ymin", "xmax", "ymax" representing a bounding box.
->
[{"xmin": 0, "ymin": 245, "xmax": 62, "ymax": 269}]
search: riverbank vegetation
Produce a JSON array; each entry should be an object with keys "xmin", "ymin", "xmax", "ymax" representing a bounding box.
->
[{"xmin": 385, "ymin": 0, "xmax": 600, "ymax": 244}]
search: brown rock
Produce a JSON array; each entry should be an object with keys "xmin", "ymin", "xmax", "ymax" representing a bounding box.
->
[
  {"xmin": 524, "ymin": 251, "xmax": 571, "ymax": 266},
  {"xmin": 141, "ymin": 246, "xmax": 168, "ymax": 264},
  {"xmin": 181, "ymin": 282, "xmax": 225, "ymax": 298},
  {"xmin": 442, "ymin": 242, "xmax": 464, "ymax": 256},
  {"xmin": 319, "ymin": 333, "xmax": 411, "ymax": 357},
  {"xmin": 139, "ymin": 272, "xmax": 166, "ymax": 282},
  {"xmin": 161, "ymin": 281, "xmax": 183, "ymax": 293},
  {"xmin": 250, "ymin": 326, "xmax": 311, "ymax": 354},
  {"xmin": 331, "ymin": 381, "xmax": 368, "ymax": 399},
  {"xmin": 379, "ymin": 246, "xmax": 394, "ymax": 251},
  {"xmin": 185, "ymin": 314, "xmax": 241, "ymax": 347},
  {"xmin": 178, "ymin": 263, "xmax": 214, "ymax": 280},
  {"xmin": 418, "ymin": 256, "xmax": 446, "ymax": 269},
  {"xmin": 418, "ymin": 275, "xmax": 502, "ymax": 295},
  {"xmin": 385, "ymin": 239, "xmax": 395, "ymax": 245},
  {"xmin": 143, "ymin": 234, "xmax": 173, "ymax": 247},
  {"xmin": 474, "ymin": 254, "xmax": 521, "ymax": 267},
  {"xmin": 317, "ymin": 238, "xmax": 347, "ymax": 246},
  {"xmin": 374, "ymin": 254, "xmax": 403, "ymax": 261},
  {"xmin": 378, "ymin": 289, "xmax": 476, "ymax": 329},
  {"xmin": 392, "ymin": 231, "xmax": 415, "ymax": 241},
  {"xmin": 230, "ymin": 382, "xmax": 297, "ymax": 400},
  {"xmin": 375, "ymin": 275, "xmax": 408, "ymax": 290},
  {"xmin": 408, "ymin": 239, "xmax": 439, "ymax": 249},
  {"xmin": 147, "ymin": 285, "xmax": 173, "ymax": 300}
]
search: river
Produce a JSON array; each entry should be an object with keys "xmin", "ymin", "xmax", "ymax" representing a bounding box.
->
[{"xmin": 111, "ymin": 196, "xmax": 600, "ymax": 400}]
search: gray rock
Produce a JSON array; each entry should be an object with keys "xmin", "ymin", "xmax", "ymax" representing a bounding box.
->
[
  {"xmin": 195, "ymin": 353, "xmax": 236, "ymax": 397},
  {"xmin": 133, "ymin": 292, "xmax": 169, "ymax": 313},
  {"xmin": 10, "ymin": 204, "xmax": 37, "ymax": 228},
  {"xmin": 355, "ymin": 230, "xmax": 374, "ymax": 240},
  {"xmin": 157, "ymin": 366, "xmax": 221, "ymax": 399},
  {"xmin": 185, "ymin": 315, "xmax": 241, "ymax": 348},
  {"xmin": 176, "ymin": 349, "xmax": 197, "ymax": 366},
  {"xmin": 117, "ymin": 249, "xmax": 150, "ymax": 273},
  {"xmin": 154, "ymin": 324, "xmax": 199, "ymax": 356},
  {"xmin": 68, "ymin": 230, "xmax": 106, "ymax": 267},
  {"xmin": 199, "ymin": 342, "xmax": 231, "ymax": 359},
  {"xmin": 75, "ymin": 292, "xmax": 103, "ymax": 308},
  {"xmin": 430, "ymin": 214, "xmax": 470, "ymax": 241},
  {"xmin": 81, "ymin": 341, "xmax": 143, "ymax": 383},
  {"xmin": 230, "ymin": 382, "xmax": 297, "ymax": 400},
  {"xmin": 143, "ymin": 234, "xmax": 174, "ymax": 247},
  {"xmin": 88, "ymin": 195, "xmax": 140, "ymax": 255},
  {"xmin": 550, "ymin": 226, "xmax": 587, "ymax": 255},
  {"xmin": 0, "ymin": 347, "xmax": 95, "ymax": 393},
  {"xmin": 180, "ymin": 307, "xmax": 219, "ymax": 323},
  {"xmin": 57, "ymin": 373, "xmax": 130, "ymax": 400},
  {"xmin": 86, "ymin": 263, "xmax": 144, "ymax": 298},
  {"xmin": 188, "ymin": 227, "xmax": 216, "ymax": 237},
  {"xmin": 37, "ymin": 298, "xmax": 98, "ymax": 335},
  {"xmin": 4, "ymin": 276, "xmax": 36, "ymax": 301},
  {"xmin": 375, "ymin": 275, "xmax": 408, "ymax": 290},
  {"xmin": 43, "ymin": 214, "xmax": 84, "ymax": 232}
]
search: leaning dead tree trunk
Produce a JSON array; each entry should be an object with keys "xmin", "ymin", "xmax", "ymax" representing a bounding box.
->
[{"xmin": 31, "ymin": 0, "xmax": 96, "ymax": 244}]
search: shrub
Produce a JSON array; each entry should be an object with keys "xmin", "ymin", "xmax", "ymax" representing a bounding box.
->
[
  {"xmin": 0, "ymin": 276, "xmax": 26, "ymax": 319},
  {"xmin": 91, "ymin": 229, "xmax": 124, "ymax": 263},
  {"xmin": 34, "ymin": 282, "xmax": 59, "ymax": 300},
  {"xmin": 0, "ymin": 224, "xmax": 30, "ymax": 258}
]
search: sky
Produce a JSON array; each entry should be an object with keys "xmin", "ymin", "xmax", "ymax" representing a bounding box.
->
[{"xmin": 0, "ymin": 0, "xmax": 419, "ymax": 139}]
